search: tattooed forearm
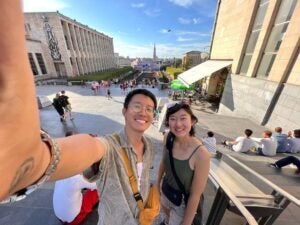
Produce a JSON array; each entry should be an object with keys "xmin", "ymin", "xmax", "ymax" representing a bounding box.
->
[{"xmin": 9, "ymin": 157, "xmax": 34, "ymax": 193}]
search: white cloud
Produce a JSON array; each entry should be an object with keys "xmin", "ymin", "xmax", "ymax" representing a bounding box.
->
[
  {"xmin": 176, "ymin": 30, "xmax": 210, "ymax": 37},
  {"xmin": 144, "ymin": 8, "xmax": 161, "ymax": 17},
  {"xmin": 114, "ymin": 37, "xmax": 209, "ymax": 58},
  {"xmin": 178, "ymin": 17, "xmax": 191, "ymax": 25},
  {"xmin": 168, "ymin": 0, "xmax": 194, "ymax": 8},
  {"xmin": 22, "ymin": 0, "xmax": 69, "ymax": 12},
  {"xmin": 114, "ymin": 39, "xmax": 153, "ymax": 58},
  {"xmin": 177, "ymin": 37, "xmax": 194, "ymax": 42},
  {"xmin": 118, "ymin": 31, "xmax": 128, "ymax": 35},
  {"xmin": 131, "ymin": 3, "xmax": 146, "ymax": 8},
  {"xmin": 192, "ymin": 18, "xmax": 202, "ymax": 24}
]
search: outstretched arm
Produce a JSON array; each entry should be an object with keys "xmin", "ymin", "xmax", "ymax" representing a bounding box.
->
[{"xmin": 0, "ymin": 0, "xmax": 105, "ymax": 201}]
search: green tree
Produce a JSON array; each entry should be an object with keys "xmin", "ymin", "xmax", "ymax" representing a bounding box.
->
[
  {"xmin": 183, "ymin": 58, "xmax": 192, "ymax": 70},
  {"xmin": 175, "ymin": 59, "xmax": 182, "ymax": 68}
]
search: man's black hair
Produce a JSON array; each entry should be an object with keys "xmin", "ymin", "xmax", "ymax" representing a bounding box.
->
[
  {"xmin": 244, "ymin": 129, "xmax": 253, "ymax": 137},
  {"xmin": 124, "ymin": 89, "xmax": 157, "ymax": 109},
  {"xmin": 207, "ymin": 131, "xmax": 214, "ymax": 137}
]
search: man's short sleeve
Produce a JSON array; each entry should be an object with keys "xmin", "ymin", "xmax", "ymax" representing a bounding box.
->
[{"xmin": 83, "ymin": 137, "xmax": 109, "ymax": 182}]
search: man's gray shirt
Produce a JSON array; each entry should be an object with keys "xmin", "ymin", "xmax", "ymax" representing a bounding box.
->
[{"xmin": 83, "ymin": 129, "xmax": 154, "ymax": 225}]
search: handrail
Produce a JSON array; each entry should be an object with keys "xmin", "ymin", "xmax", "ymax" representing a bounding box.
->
[
  {"xmin": 209, "ymin": 169, "xmax": 259, "ymax": 225},
  {"xmin": 224, "ymin": 153, "xmax": 300, "ymax": 207}
]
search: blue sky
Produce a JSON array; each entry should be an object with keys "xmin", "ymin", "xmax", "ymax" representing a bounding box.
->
[{"xmin": 23, "ymin": 0, "xmax": 217, "ymax": 58}]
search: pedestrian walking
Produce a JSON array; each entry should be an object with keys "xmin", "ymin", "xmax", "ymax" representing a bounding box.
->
[
  {"xmin": 52, "ymin": 93, "xmax": 65, "ymax": 122},
  {"xmin": 59, "ymin": 90, "xmax": 74, "ymax": 120},
  {"xmin": 106, "ymin": 88, "xmax": 112, "ymax": 99}
]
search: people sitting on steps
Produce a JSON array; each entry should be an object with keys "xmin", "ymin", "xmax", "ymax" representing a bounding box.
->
[
  {"xmin": 252, "ymin": 130, "xmax": 277, "ymax": 156},
  {"xmin": 222, "ymin": 129, "xmax": 255, "ymax": 153},
  {"xmin": 269, "ymin": 156, "xmax": 300, "ymax": 174},
  {"xmin": 287, "ymin": 129, "xmax": 300, "ymax": 153},
  {"xmin": 273, "ymin": 127, "xmax": 289, "ymax": 153}
]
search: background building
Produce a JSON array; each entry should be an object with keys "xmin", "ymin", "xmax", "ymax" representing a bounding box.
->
[
  {"xmin": 208, "ymin": 0, "xmax": 300, "ymax": 131},
  {"xmin": 114, "ymin": 53, "xmax": 131, "ymax": 68},
  {"xmin": 182, "ymin": 51, "xmax": 209, "ymax": 69},
  {"xmin": 25, "ymin": 12, "xmax": 116, "ymax": 81}
]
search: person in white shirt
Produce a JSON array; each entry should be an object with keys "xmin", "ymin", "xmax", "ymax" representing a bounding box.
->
[
  {"xmin": 53, "ymin": 131, "xmax": 99, "ymax": 225},
  {"xmin": 224, "ymin": 129, "xmax": 254, "ymax": 153},
  {"xmin": 287, "ymin": 129, "xmax": 300, "ymax": 153},
  {"xmin": 53, "ymin": 174, "xmax": 98, "ymax": 225},
  {"xmin": 252, "ymin": 130, "xmax": 277, "ymax": 156},
  {"xmin": 203, "ymin": 131, "xmax": 217, "ymax": 153}
]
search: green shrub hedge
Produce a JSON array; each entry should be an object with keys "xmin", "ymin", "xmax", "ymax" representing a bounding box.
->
[{"xmin": 67, "ymin": 67, "xmax": 133, "ymax": 81}]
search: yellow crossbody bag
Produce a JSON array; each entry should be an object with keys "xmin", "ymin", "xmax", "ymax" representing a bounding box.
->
[{"xmin": 114, "ymin": 134, "xmax": 160, "ymax": 225}]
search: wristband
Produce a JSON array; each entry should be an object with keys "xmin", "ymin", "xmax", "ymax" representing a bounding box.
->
[{"xmin": 0, "ymin": 130, "xmax": 61, "ymax": 204}]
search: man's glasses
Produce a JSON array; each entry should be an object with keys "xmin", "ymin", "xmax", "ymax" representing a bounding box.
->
[{"xmin": 129, "ymin": 102, "xmax": 154, "ymax": 115}]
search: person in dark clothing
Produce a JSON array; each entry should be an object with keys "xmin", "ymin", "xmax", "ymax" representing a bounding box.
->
[
  {"xmin": 270, "ymin": 156, "xmax": 300, "ymax": 174},
  {"xmin": 53, "ymin": 93, "xmax": 65, "ymax": 122},
  {"xmin": 59, "ymin": 90, "xmax": 74, "ymax": 120},
  {"xmin": 106, "ymin": 88, "xmax": 112, "ymax": 100}
]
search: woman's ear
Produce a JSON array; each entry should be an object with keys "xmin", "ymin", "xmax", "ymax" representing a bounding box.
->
[{"xmin": 192, "ymin": 119, "xmax": 197, "ymax": 126}]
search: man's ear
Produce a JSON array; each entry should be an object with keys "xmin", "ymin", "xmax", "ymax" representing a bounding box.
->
[{"xmin": 122, "ymin": 108, "xmax": 126, "ymax": 116}]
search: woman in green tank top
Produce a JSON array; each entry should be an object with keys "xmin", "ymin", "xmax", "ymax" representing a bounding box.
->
[{"xmin": 156, "ymin": 102, "xmax": 210, "ymax": 225}]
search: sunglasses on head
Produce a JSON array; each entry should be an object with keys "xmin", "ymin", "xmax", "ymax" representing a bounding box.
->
[{"xmin": 167, "ymin": 101, "xmax": 190, "ymax": 109}]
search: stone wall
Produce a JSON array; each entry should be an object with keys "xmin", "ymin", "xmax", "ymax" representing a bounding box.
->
[
  {"xmin": 218, "ymin": 74, "xmax": 276, "ymax": 124},
  {"xmin": 219, "ymin": 74, "xmax": 300, "ymax": 131},
  {"xmin": 266, "ymin": 83, "xmax": 300, "ymax": 131}
]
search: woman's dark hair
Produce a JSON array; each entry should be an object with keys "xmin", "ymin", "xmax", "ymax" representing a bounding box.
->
[
  {"xmin": 165, "ymin": 102, "xmax": 198, "ymax": 136},
  {"xmin": 123, "ymin": 89, "xmax": 157, "ymax": 109}
]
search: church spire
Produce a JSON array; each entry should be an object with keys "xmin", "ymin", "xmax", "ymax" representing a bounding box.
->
[{"xmin": 153, "ymin": 43, "xmax": 157, "ymax": 60}]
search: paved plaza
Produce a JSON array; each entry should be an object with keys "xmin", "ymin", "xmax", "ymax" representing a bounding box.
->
[{"xmin": 0, "ymin": 85, "xmax": 299, "ymax": 225}]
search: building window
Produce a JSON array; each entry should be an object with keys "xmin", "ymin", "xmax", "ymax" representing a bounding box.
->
[
  {"xmin": 240, "ymin": 0, "xmax": 269, "ymax": 75},
  {"xmin": 28, "ymin": 53, "xmax": 38, "ymax": 75},
  {"xmin": 256, "ymin": 0, "xmax": 297, "ymax": 78},
  {"xmin": 64, "ymin": 35, "xmax": 70, "ymax": 50},
  {"xmin": 35, "ymin": 53, "xmax": 47, "ymax": 74}
]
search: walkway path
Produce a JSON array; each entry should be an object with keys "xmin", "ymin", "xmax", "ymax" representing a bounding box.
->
[{"xmin": 0, "ymin": 85, "xmax": 298, "ymax": 225}]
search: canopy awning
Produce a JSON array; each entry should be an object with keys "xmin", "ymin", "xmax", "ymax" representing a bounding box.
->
[{"xmin": 178, "ymin": 60, "xmax": 232, "ymax": 87}]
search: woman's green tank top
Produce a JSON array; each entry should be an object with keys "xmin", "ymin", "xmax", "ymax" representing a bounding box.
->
[{"xmin": 163, "ymin": 145, "xmax": 200, "ymax": 193}]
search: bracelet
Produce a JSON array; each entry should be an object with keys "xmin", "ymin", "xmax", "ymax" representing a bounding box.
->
[
  {"xmin": 0, "ymin": 130, "xmax": 61, "ymax": 204},
  {"xmin": 34, "ymin": 130, "xmax": 61, "ymax": 186}
]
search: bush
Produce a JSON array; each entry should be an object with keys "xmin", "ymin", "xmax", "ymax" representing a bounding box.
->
[
  {"xmin": 67, "ymin": 67, "xmax": 133, "ymax": 82},
  {"xmin": 173, "ymin": 71, "xmax": 182, "ymax": 79},
  {"xmin": 158, "ymin": 74, "xmax": 169, "ymax": 83}
]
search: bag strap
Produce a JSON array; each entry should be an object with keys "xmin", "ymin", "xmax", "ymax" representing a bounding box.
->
[
  {"xmin": 167, "ymin": 132, "xmax": 200, "ymax": 204},
  {"xmin": 113, "ymin": 133, "xmax": 144, "ymax": 210}
]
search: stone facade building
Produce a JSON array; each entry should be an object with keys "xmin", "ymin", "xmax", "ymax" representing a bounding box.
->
[
  {"xmin": 210, "ymin": 0, "xmax": 300, "ymax": 131},
  {"xmin": 182, "ymin": 51, "xmax": 209, "ymax": 69},
  {"xmin": 24, "ymin": 12, "xmax": 116, "ymax": 81}
]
